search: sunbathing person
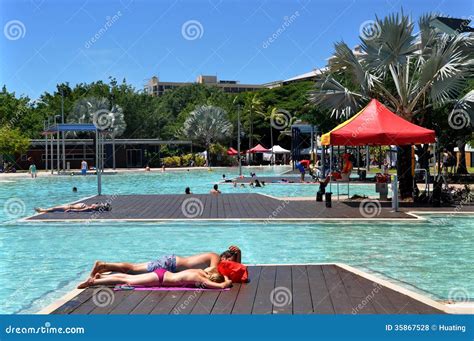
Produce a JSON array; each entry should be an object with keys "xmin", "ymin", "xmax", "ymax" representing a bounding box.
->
[
  {"xmin": 78, "ymin": 266, "xmax": 232, "ymax": 289},
  {"xmin": 88, "ymin": 245, "xmax": 242, "ymax": 277},
  {"xmin": 35, "ymin": 202, "xmax": 111, "ymax": 213}
]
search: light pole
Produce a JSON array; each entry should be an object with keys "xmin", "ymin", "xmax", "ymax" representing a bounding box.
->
[
  {"xmin": 55, "ymin": 115, "xmax": 61, "ymax": 174},
  {"xmin": 237, "ymin": 105, "xmax": 242, "ymax": 176},
  {"xmin": 61, "ymin": 88, "xmax": 66, "ymax": 172}
]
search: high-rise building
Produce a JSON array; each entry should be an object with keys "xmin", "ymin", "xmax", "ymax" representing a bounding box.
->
[{"xmin": 145, "ymin": 74, "xmax": 264, "ymax": 96}]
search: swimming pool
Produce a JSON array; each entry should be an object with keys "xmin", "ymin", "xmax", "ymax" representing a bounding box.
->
[{"xmin": 0, "ymin": 167, "xmax": 472, "ymax": 314}]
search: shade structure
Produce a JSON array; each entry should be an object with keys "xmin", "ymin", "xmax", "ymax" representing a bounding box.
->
[
  {"xmin": 227, "ymin": 147, "xmax": 238, "ymax": 156},
  {"xmin": 248, "ymin": 144, "xmax": 270, "ymax": 153},
  {"xmin": 270, "ymin": 145, "xmax": 290, "ymax": 154},
  {"xmin": 321, "ymin": 99, "xmax": 436, "ymax": 146}
]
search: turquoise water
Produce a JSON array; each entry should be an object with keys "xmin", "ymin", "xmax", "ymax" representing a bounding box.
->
[{"xmin": 0, "ymin": 167, "xmax": 472, "ymax": 314}]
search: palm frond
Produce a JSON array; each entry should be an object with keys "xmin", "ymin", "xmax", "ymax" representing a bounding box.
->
[{"xmin": 309, "ymin": 76, "xmax": 366, "ymax": 119}]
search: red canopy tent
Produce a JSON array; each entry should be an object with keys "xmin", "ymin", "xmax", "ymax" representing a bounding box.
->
[
  {"xmin": 227, "ymin": 147, "xmax": 239, "ymax": 156},
  {"xmin": 247, "ymin": 144, "xmax": 270, "ymax": 153},
  {"xmin": 321, "ymin": 99, "xmax": 436, "ymax": 146}
]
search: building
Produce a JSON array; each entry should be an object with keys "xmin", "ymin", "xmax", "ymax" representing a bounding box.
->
[
  {"xmin": 145, "ymin": 74, "xmax": 264, "ymax": 96},
  {"xmin": 15, "ymin": 139, "xmax": 192, "ymax": 170},
  {"xmin": 429, "ymin": 16, "xmax": 474, "ymax": 35}
]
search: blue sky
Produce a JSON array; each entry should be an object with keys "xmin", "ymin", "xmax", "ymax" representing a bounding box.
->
[{"xmin": 0, "ymin": 0, "xmax": 472, "ymax": 98}]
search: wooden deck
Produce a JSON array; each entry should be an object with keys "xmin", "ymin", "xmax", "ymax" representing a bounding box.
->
[
  {"xmin": 48, "ymin": 265, "xmax": 444, "ymax": 314},
  {"xmin": 26, "ymin": 193, "xmax": 416, "ymax": 221}
]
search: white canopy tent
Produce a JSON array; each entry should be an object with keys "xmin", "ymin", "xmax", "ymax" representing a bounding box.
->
[{"xmin": 263, "ymin": 145, "xmax": 290, "ymax": 164}]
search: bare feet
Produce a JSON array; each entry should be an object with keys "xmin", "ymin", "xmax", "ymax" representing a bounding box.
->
[
  {"xmin": 90, "ymin": 261, "xmax": 106, "ymax": 277},
  {"xmin": 77, "ymin": 277, "xmax": 94, "ymax": 289}
]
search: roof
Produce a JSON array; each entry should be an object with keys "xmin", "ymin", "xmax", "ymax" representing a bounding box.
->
[
  {"xmin": 248, "ymin": 144, "xmax": 270, "ymax": 153},
  {"xmin": 42, "ymin": 123, "xmax": 100, "ymax": 134},
  {"xmin": 283, "ymin": 69, "xmax": 322, "ymax": 83},
  {"xmin": 321, "ymin": 99, "xmax": 436, "ymax": 146},
  {"xmin": 430, "ymin": 17, "xmax": 474, "ymax": 34},
  {"xmin": 269, "ymin": 145, "xmax": 290, "ymax": 153}
]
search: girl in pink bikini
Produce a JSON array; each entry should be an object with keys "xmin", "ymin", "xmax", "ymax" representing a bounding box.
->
[{"xmin": 78, "ymin": 266, "xmax": 232, "ymax": 289}]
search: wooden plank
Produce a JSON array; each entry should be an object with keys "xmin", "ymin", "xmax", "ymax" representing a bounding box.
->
[
  {"xmin": 273, "ymin": 265, "xmax": 293, "ymax": 314},
  {"xmin": 252, "ymin": 266, "xmax": 276, "ymax": 314},
  {"xmin": 322, "ymin": 265, "xmax": 353, "ymax": 314},
  {"xmin": 190, "ymin": 291, "xmax": 220, "ymax": 314},
  {"xmin": 232, "ymin": 266, "xmax": 262, "ymax": 314},
  {"xmin": 336, "ymin": 266, "xmax": 377, "ymax": 314},
  {"xmin": 149, "ymin": 291, "xmax": 185, "ymax": 314},
  {"xmin": 108, "ymin": 291, "xmax": 150, "ymax": 314},
  {"xmin": 211, "ymin": 284, "xmax": 241, "ymax": 314},
  {"xmin": 291, "ymin": 265, "xmax": 313, "ymax": 314},
  {"xmin": 170, "ymin": 290, "xmax": 203, "ymax": 315},
  {"xmin": 51, "ymin": 290, "xmax": 92, "ymax": 314},
  {"xmin": 88, "ymin": 290, "xmax": 132, "ymax": 314},
  {"xmin": 307, "ymin": 265, "xmax": 335, "ymax": 314},
  {"xmin": 354, "ymin": 275, "xmax": 398, "ymax": 314},
  {"xmin": 129, "ymin": 292, "xmax": 168, "ymax": 315}
]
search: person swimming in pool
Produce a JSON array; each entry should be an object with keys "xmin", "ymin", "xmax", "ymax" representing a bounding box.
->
[
  {"xmin": 77, "ymin": 266, "xmax": 232, "ymax": 289},
  {"xmin": 86, "ymin": 246, "xmax": 242, "ymax": 277},
  {"xmin": 35, "ymin": 202, "xmax": 111, "ymax": 213},
  {"xmin": 210, "ymin": 184, "xmax": 221, "ymax": 194}
]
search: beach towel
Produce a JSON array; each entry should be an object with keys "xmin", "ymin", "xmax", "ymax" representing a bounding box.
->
[{"xmin": 114, "ymin": 285, "xmax": 230, "ymax": 291}]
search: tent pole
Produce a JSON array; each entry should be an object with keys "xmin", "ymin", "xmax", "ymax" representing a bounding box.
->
[{"xmin": 329, "ymin": 146, "xmax": 333, "ymax": 193}]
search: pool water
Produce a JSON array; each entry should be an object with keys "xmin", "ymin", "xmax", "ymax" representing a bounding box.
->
[{"xmin": 0, "ymin": 167, "xmax": 472, "ymax": 314}]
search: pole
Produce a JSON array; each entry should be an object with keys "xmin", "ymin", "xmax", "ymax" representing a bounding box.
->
[
  {"xmin": 270, "ymin": 125, "xmax": 273, "ymax": 165},
  {"xmin": 238, "ymin": 105, "xmax": 242, "ymax": 176},
  {"xmin": 96, "ymin": 130, "xmax": 102, "ymax": 195},
  {"xmin": 61, "ymin": 88, "xmax": 66, "ymax": 172},
  {"xmin": 392, "ymin": 174, "xmax": 399, "ymax": 212},
  {"xmin": 44, "ymin": 120, "xmax": 48, "ymax": 171},
  {"xmin": 56, "ymin": 131, "xmax": 60, "ymax": 174},
  {"xmin": 112, "ymin": 134, "xmax": 116, "ymax": 170},
  {"xmin": 50, "ymin": 134, "xmax": 54, "ymax": 175}
]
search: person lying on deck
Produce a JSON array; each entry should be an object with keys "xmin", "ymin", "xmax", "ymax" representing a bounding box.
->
[
  {"xmin": 86, "ymin": 246, "xmax": 242, "ymax": 278},
  {"xmin": 35, "ymin": 202, "xmax": 111, "ymax": 213},
  {"xmin": 78, "ymin": 266, "xmax": 232, "ymax": 289}
]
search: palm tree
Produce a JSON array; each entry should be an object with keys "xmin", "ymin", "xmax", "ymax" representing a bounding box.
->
[
  {"xmin": 70, "ymin": 96, "xmax": 126, "ymax": 169},
  {"xmin": 180, "ymin": 105, "xmax": 233, "ymax": 166},
  {"xmin": 258, "ymin": 107, "xmax": 296, "ymax": 164},
  {"xmin": 310, "ymin": 12, "xmax": 472, "ymax": 199},
  {"xmin": 243, "ymin": 94, "xmax": 264, "ymax": 163}
]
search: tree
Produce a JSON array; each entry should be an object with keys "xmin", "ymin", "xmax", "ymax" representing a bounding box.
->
[
  {"xmin": 0, "ymin": 126, "xmax": 30, "ymax": 157},
  {"xmin": 179, "ymin": 105, "xmax": 233, "ymax": 166},
  {"xmin": 69, "ymin": 96, "xmax": 126, "ymax": 137},
  {"xmin": 310, "ymin": 12, "xmax": 473, "ymax": 199}
]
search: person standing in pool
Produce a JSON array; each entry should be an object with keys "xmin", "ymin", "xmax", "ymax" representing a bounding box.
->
[
  {"xmin": 185, "ymin": 187, "xmax": 192, "ymax": 194},
  {"xmin": 81, "ymin": 160, "xmax": 88, "ymax": 175},
  {"xmin": 28, "ymin": 163, "xmax": 37, "ymax": 178},
  {"xmin": 86, "ymin": 246, "xmax": 242, "ymax": 277}
]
